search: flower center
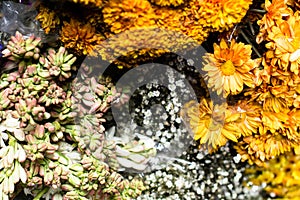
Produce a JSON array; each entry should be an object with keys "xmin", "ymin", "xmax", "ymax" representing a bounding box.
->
[{"xmin": 220, "ymin": 60, "xmax": 235, "ymax": 76}]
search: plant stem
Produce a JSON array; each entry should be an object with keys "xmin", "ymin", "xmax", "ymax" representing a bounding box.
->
[
  {"xmin": 33, "ymin": 187, "xmax": 50, "ymax": 200},
  {"xmin": 240, "ymin": 29, "xmax": 262, "ymax": 58},
  {"xmin": 250, "ymin": 9, "xmax": 266, "ymax": 13}
]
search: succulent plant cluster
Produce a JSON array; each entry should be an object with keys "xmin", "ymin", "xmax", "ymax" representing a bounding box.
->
[{"xmin": 0, "ymin": 31, "xmax": 145, "ymax": 200}]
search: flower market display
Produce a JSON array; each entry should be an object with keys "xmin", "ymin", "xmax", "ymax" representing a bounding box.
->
[{"xmin": 0, "ymin": 0, "xmax": 300, "ymax": 199}]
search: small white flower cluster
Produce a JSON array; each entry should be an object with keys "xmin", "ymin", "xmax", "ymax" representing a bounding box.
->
[
  {"xmin": 128, "ymin": 66, "xmax": 194, "ymax": 167},
  {"xmin": 137, "ymin": 142, "xmax": 265, "ymax": 199},
  {"xmin": 137, "ymin": 159, "xmax": 200, "ymax": 200}
]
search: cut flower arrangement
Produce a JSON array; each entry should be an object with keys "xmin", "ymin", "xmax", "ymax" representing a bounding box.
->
[{"xmin": 0, "ymin": 0, "xmax": 300, "ymax": 199}]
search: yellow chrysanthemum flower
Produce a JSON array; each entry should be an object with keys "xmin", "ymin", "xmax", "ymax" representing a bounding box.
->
[
  {"xmin": 228, "ymin": 100, "xmax": 262, "ymax": 137},
  {"xmin": 260, "ymin": 111, "xmax": 289, "ymax": 134},
  {"xmin": 247, "ymin": 152, "xmax": 300, "ymax": 198},
  {"xmin": 235, "ymin": 133, "xmax": 294, "ymax": 166},
  {"xmin": 36, "ymin": 6, "xmax": 60, "ymax": 34},
  {"xmin": 252, "ymin": 58, "xmax": 273, "ymax": 86},
  {"xmin": 261, "ymin": 109, "xmax": 300, "ymax": 142},
  {"xmin": 284, "ymin": 109, "xmax": 300, "ymax": 142},
  {"xmin": 265, "ymin": 11, "xmax": 300, "ymax": 74},
  {"xmin": 181, "ymin": 99, "xmax": 240, "ymax": 151},
  {"xmin": 287, "ymin": 0, "xmax": 299, "ymax": 8},
  {"xmin": 235, "ymin": 106, "xmax": 300, "ymax": 166},
  {"xmin": 245, "ymin": 84, "xmax": 291, "ymax": 113},
  {"xmin": 149, "ymin": 0, "xmax": 186, "ymax": 7},
  {"xmin": 246, "ymin": 61, "xmax": 300, "ymax": 112},
  {"xmin": 203, "ymin": 39, "xmax": 260, "ymax": 97},
  {"xmin": 256, "ymin": 0, "xmax": 292, "ymax": 43},
  {"xmin": 186, "ymin": 0, "xmax": 253, "ymax": 31},
  {"xmin": 60, "ymin": 19, "xmax": 104, "ymax": 56},
  {"xmin": 293, "ymin": 0, "xmax": 300, "ymax": 10}
]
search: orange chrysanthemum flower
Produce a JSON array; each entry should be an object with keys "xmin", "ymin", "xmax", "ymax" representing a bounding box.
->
[
  {"xmin": 102, "ymin": 0, "xmax": 156, "ymax": 34},
  {"xmin": 96, "ymin": 24, "xmax": 201, "ymax": 68},
  {"xmin": 153, "ymin": 6, "xmax": 210, "ymax": 44},
  {"xmin": 187, "ymin": 0, "xmax": 252, "ymax": 31},
  {"xmin": 36, "ymin": 6, "xmax": 60, "ymax": 34},
  {"xmin": 256, "ymin": 0, "xmax": 292, "ymax": 43},
  {"xmin": 69, "ymin": 0, "xmax": 106, "ymax": 7},
  {"xmin": 153, "ymin": 6, "xmax": 209, "ymax": 44},
  {"xmin": 265, "ymin": 11, "xmax": 300, "ymax": 74},
  {"xmin": 60, "ymin": 19, "xmax": 104, "ymax": 56},
  {"xmin": 181, "ymin": 99, "xmax": 240, "ymax": 151},
  {"xmin": 150, "ymin": 0, "xmax": 186, "ymax": 7},
  {"xmin": 203, "ymin": 39, "xmax": 260, "ymax": 97},
  {"xmin": 99, "ymin": 3, "xmax": 209, "ymax": 68}
]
